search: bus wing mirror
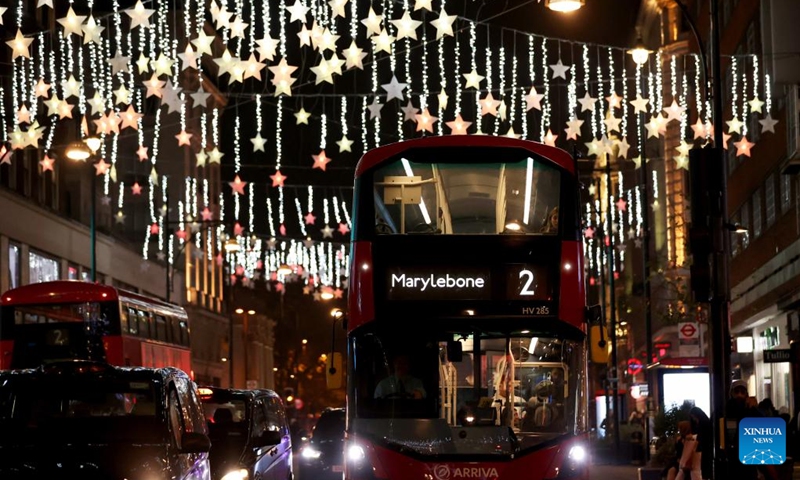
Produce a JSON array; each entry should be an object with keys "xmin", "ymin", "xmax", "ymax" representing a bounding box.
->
[
  {"xmin": 585, "ymin": 304, "xmax": 602, "ymax": 324},
  {"xmin": 326, "ymin": 352, "xmax": 343, "ymax": 390},
  {"xmin": 447, "ymin": 340, "xmax": 463, "ymax": 362}
]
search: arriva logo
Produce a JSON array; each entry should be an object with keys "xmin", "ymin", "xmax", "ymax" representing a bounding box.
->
[{"xmin": 432, "ymin": 465, "xmax": 499, "ymax": 480}]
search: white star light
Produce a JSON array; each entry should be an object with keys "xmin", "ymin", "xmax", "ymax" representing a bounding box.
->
[
  {"xmin": 367, "ymin": 97, "xmax": 384, "ymax": 119},
  {"xmin": 125, "ymin": 1, "xmax": 155, "ymax": 29},
  {"xmin": 381, "ymin": 75, "xmax": 407, "ymax": 102},
  {"xmin": 343, "ymin": 41, "xmax": 367, "ymax": 70},
  {"xmin": 361, "ymin": 8, "xmax": 383, "ymax": 37},
  {"xmin": 285, "ymin": 0, "xmax": 310, "ymax": 23},
  {"xmin": 81, "ymin": 16, "xmax": 105, "ymax": 45},
  {"xmin": 57, "ymin": 7, "xmax": 86, "ymax": 37},
  {"xmin": 391, "ymin": 11, "xmax": 422, "ymax": 40},
  {"xmin": 251, "ymin": 134, "xmax": 266, "ymax": 152},
  {"xmin": 549, "ymin": 60, "xmax": 569, "ymax": 79},
  {"xmin": 430, "ymin": 9, "xmax": 456, "ymax": 39},
  {"xmin": 462, "ymin": 69, "xmax": 484, "ymax": 90}
]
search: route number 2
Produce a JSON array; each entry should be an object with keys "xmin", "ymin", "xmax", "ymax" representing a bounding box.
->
[{"xmin": 519, "ymin": 269, "xmax": 536, "ymax": 296}]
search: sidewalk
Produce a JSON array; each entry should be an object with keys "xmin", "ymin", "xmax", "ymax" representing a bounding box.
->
[{"xmin": 589, "ymin": 463, "xmax": 644, "ymax": 480}]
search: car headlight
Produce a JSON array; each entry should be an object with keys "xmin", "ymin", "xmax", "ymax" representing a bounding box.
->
[
  {"xmin": 568, "ymin": 445, "xmax": 587, "ymax": 463},
  {"xmin": 347, "ymin": 444, "xmax": 366, "ymax": 463},
  {"xmin": 301, "ymin": 446, "xmax": 322, "ymax": 460},
  {"xmin": 220, "ymin": 468, "xmax": 248, "ymax": 480}
]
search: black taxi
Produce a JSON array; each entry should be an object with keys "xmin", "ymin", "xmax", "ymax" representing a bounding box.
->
[
  {"xmin": 198, "ymin": 386, "xmax": 292, "ymax": 480},
  {"xmin": 0, "ymin": 360, "xmax": 211, "ymax": 480}
]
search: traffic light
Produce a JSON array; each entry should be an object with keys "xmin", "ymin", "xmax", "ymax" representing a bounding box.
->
[
  {"xmin": 283, "ymin": 387, "xmax": 294, "ymax": 404},
  {"xmin": 688, "ymin": 146, "xmax": 722, "ymax": 302}
]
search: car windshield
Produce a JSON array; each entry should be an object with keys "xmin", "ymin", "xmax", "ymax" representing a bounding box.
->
[
  {"xmin": 371, "ymin": 154, "xmax": 561, "ymax": 235},
  {"xmin": 350, "ymin": 322, "xmax": 586, "ymax": 457},
  {"xmin": 312, "ymin": 410, "xmax": 344, "ymax": 444},
  {"xmin": 0, "ymin": 376, "xmax": 164, "ymax": 444}
]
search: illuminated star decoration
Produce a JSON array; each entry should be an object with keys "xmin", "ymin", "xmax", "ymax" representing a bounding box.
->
[
  {"xmin": 525, "ymin": 86, "xmax": 544, "ymax": 111},
  {"xmin": 361, "ymin": 7, "xmax": 383, "ymax": 37},
  {"xmin": 229, "ymin": 175, "xmax": 247, "ymax": 195},
  {"xmin": 6, "ymin": 29, "xmax": 34, "ymax": 59},
  {"xmin": 294, "ymin": 108, "xmax": 311, "ymax": 125},
  {"xmin": 401, "ymin": 101, "xmax": 418, "ymax": 122},
  {"xmin": 338, "ymin": 223, "xmax": 350, "ymax": 235},
  {"xmin": 759, "ymin": 114, "xmax": 778, "ymax": 134},
  {"xmin": 429, "ymin": 8, "xmax": 456, "ymax": 39},
  {"xmin": 578, "ymin": 92, "xmax": 597, "ymax": 112},
  {"xmin": 270, "ymin": 170, "xmax": 287, "ymax": 187},
  {"xmin": 367, "ymin": 97, "xmax": 384, "ymax": 119},
  {"xmin": 81, "ymin": 16, "xmax": 105, "ymax": 45},
  {"xmin": 630, "ymin": 94, "xmax": 649, "ymax": 114},
  {"xmin": 564, "ymin": 118, "xmax": 584, "ymax": 140},
  {"xmin": 312, "ymin": 150, "xmax": 332, "ymax": 171},
  {"xmin": 94, "ymin": 158, "xmax": 110, "ymax": 175},
  {"xmin": 391, "ymin": 11, "xmax": 422, "ymax": 40},
  {"xmin": 381, "ymin": 75, "xmax": 407, "ymax": 102},
  {"xmin": 462, "ymin": 69, "xmax": 484, "ymax": 90},
  {"xmin": 285, "ymin": 0, "xmax": 310, "ymax": 23},
  {"xmin": 107, "ymin": 52, "xmax": 130, "ymax": 75},
  {"xmin": 34, "ymin": 79, "xmax": 50, "ymax": 98},
  {"xmin": 304, "ymin": 212, "xmax": 316, "ymax": 225},
  {"xmin": 343, "ymin": 41, "xmax": 367, "ymax": 70},
  {"xmin": 125, "ymin": 0, "xmax": 155, "ymax": 29},
  {"xmin": 131, "ymin": 182, "xmax": 143, "ymax": 195},
  {"xmin": 616, "ymin": 198, "xmax": 627, "ymax": 212},
  {"xmin": 136, "ymin": 145, "xmax": 149, "ymax": 161},
  {"xmin": 251, "ymin": 133, "xmax": 266, "ymax": 152},
  {"xmin": 445, "ymin": 114, "xmax": 471, "ymax": 135},
  {"xmin": 479, "ymin": 93, "xmax": 501, "ymax": 117},
  {"xmin": 39, "ymin": 155, "xmax": 55, "ymax": 172},
  {"xmin": 549, "ymin": 60, "xmax": 570, "ymax": 80},
  {"xmin": 733, "ymin": 137, "xmax": 755, "ymax": 157},
  {"xmin": 57, "ymin": 7, "xmax": 86, "ymax": 37},
  {"xmin": 415, "ymin": 109, "xmax": 438, "ymax": 133},
  {"xmin": 543, "ymin": 129, "xmax": 558, "ymax": 147},
  {"xmin": 175, "ymin": 130, "xmax": 193, "ymax": 146},
  {"xmin": 336, "ymin": 135, "xmax": 354, "ymax": 153},
  {"xmin": 268, "ymin": 59, "xmax": 298, "ymax": 96}
]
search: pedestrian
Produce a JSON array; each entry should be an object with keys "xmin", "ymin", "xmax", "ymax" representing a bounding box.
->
[
  {"xmin": 726, "ymin": 380, "xmax": 761, "ymax": 480},
  {"xmin": 689, "ymin": 407, "xmax": 712, "ymax": 480},
  {"xmin": 674, "ymin": 423, "xmax": 701, "ymax": 480},
  {"xmin": 664, "ymin": 420, "xmax": 691, "ymax": 480}
]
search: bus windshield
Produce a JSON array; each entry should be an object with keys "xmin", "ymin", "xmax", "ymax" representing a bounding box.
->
[
  {"xmin": 350, "ymin": 323, "xmax": 585, "ymax": 456},
  {"xmin": 372, "ymin": 156, "xmax": 561, "ymax": 235}
]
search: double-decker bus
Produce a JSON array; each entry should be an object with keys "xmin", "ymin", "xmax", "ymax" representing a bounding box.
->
[
  {"xmin": 0, "ymin": 281, "xmax": 191, "ymax": 372},
  {"xmin": 344, "ymin": 136, "xmax": 589, "ymax": 480}
]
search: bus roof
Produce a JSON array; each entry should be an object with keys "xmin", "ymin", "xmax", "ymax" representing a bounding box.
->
[
  {"xmin": 354, "ymin": 136, "xmax": 575, "ymax": 177},
  {"xmin": 1, "ymin": 281, "xmax": 185, "ymax": 317}
]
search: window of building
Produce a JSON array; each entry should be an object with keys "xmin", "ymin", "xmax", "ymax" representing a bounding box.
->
[
  {"xmin": 753, "ymin": 189, "xmax": 762, "ymax": 238},
  {"xmin": 730, "ymin": 210, "xmax": 741, "ymax": 257},
  {"xmin": 781, "ymin": 175, "xmax": 792, "ymax": 214},
  {"xmin": 8, "ymin": 243, "xmax": 21, "ymax": 289},
  {"xmin": 68, "ymin": 263, "xmax": 79, "ymax": 280},
  {"xmin": 765, "ymin": 174, "xmax": 776, "ymax": 228},
  {"xmin": 29, "ymin": 250, "xmax": 59, "ymax": 284},
  {"xmin": 741, "ymin": 200, "xmax": 750, "ymax": 249}
]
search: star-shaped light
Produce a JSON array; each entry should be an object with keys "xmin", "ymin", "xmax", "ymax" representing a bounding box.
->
[
  {"xmin": 315, "ymin": 28, "xmax": 339, "ymax": 53},
  {"xmin": 321, "ymin": 225, "xmax": 334, "ymax": 238},
  {"xmin": 328, "ymin": 0, "xmax": 348, "ymax": 18},
  {"xmin": 549, "ymin": 60, "xmax": 569, "ymax": 79},
  {"xmin": 304, "ymin": 211, "xmax": 317, "ymax": 225},
  {"xmin": 675, "ymin": 140, "xmax": 692, "ymax": 157},
  {"xmin": 446, "ymin": 114, "xmax": 471, "ymax": 135},
  {"xmin": 381, "ymin": 75, "xmax": 407, "ymax": 102},
  {"xmin": 734, "ymin": 137, "xmax": 755, "ymax": 157},
  {"xmin": 630, "ymin": 95, "xmax": 649, "ymax": 114},
  {"xmin": 268, "ymin": 59, "xmax": 298, "ymax": 96},
  {"xmin": 120, "ymin": 105, "xmax": 142, "ymax": 130},
  {"xmin": 113, "ymin": 84, "xmax": 131, "ymax": 105},
  {"xmin": 16, "ymin": 105, "xmax": 31, "ymax": 124},
  {"xmin": 414, "ymin": 0, "xmax": 432, "ymax": 10},
  {"xmin": 57, "ymin": 7, "xmax": 86, "ymax": 37},
  {"xmin": 361, "ymin": 8, "xmax": 383, "ymax": 36},
  {"xmin": 543, "ymin": 129, "xmax": 558, "ymax": 147},
  {"xmin": 367, "ymin": 97, "xmax": 384, "ymax": 119},
  {"xmin": 251, "ymin": 133, "xmax": 266, "ymax": 152},
  {"xmin": 229, "ymin": 175, "xmax": 247, "ymax": 195},
  {"xmin": 294, "ymin": 108, "xmax": 311, "ymax": 125},
  {"xmin": 525, "ymin": 86, "xmax": 544, "ymax": 111},
  {"xmin": 125, "ymin": 1, "xmax": 155, "ymax": 29},
  {"xmin": 760, "ymin": 114, "xmax": 778, "ymax": 134},
  {"xmin": 242, "ymin": 53, "xmax": 266, "ymax": 80},
  {"xmin": 94, "ymin": 158, "xmax": 110, "ymax": 175},
  {"xmin": 0, "ymin": 7, "xmax": 6, "ymax": 23},
  {"xmin": 195, "ymin": 150, "xmax": 207, "ymax": 167},
  {"xmin": 578, "ymin": 92, "xmax": 597, "ymax": 112},
  {"xmin": 645, "ymin": 117, "xmax": 661, "ymax": 138},
  {"xmin": 585, "ymin": 137, "xmax": 604, "ymax": 157},
  {"xmin": 44, "ymin": 95, "xmax": 62, "ymax": 117},
  {"xmin": 191, "ymin": 86, "xmax": 211, "ymax": 108},
  {"xmin": 479, "ymin": 93, "xmax": 501, "ymax": 116},
  {"xmin": 175, "ymin": 130, "xmax": 193, "ymax": 146},
  {"xmin": 415, "ymin": 109, "xmax": 438, "ymax": 133},
  {"xmin": 61, "ymin": 75, "xmax": 81, "ymax": 99},
  {"xmin": 144, "ymin": 74, "xmax": 166, "ymax": 98},
  {"xmin": 191, "ymin": 31, "xmax": 215, "ymax": 56},
  {"xmin": 617, "ymin": 137, "xmax": 631, "ymax": 159},
  {"xmin": 160, "ymin": 79, "xmax": 183, "ymax": 113},
  {"xmin": 606, "ymin": 92, "xmax": 622, "ymax": 110},
  {"xmin": 213, "ymin": 49, "xmax": 237, "ymax": 77},
  {"xmin": 200, "ymin": 207, "xmax": 214, "ymax": 221},
  {"xmin": 81, "ymin": 16, "xmax": 104, "ymax": 45},
  {"xmin": 372, "ymin": 29, "xmax": 395, "ymax": 54},
  {"xmin": 178, "ymin": 44, "xmax": 198, "ymax": 71},
  {"xmin": 691, "ymin": 118, "xmax": 708, "ymax": 140},
  {"xmin": 343, "ymin": 41, "xmax": 367, "ymax": 70},
  {"xmin": 462, "ymin": 69, "xmax": 484, "ymax": 90},
  {"xmin": 135, "ymin": 53, "xmax": 150, "ymax": 74},
  {"xmin": 107, "ymin": 52, "xmax": 130, "ymax": 75},
  {"xmin": 6, "ymin": 29, "xmax": 34, "ymax": 59},
  {"xmin": 310, "ymin": 57, "xmax": 336, "ymax": 84},
  {"xmin": 255, "ymin": 37, "xmax": 279, "ymax": 61},
  {"xmin": 438, "ymin": 89, "xmax": 449, "ymax": 110},
  {"xmin": 136, "ymin": 145, "xmax": 149, "ymax": 161},
  {"xmin": 564, "ymin": 118, "xmax": 584, "ymax": 140},
  {"xmin": 604, "ymin": 114, "xmax": 622, "ymax": 133},
  {"xmin": 399, "ymin": 100, "xmax": 419, "ymax": 122},
  {"xmin": 663, "ymin": 100, "xmax": 686, "ymax": 123},
  {"xmin": 749, "ymin": 96, "xmax": 765, "ymax": 113},
  {"xmin": 312, "ymin": 150, "xmax": 332, "ymax": 171},
  {"xmin": 207, "ymin": 147, "xmax": 224, "ymax": 164},
  {"xmin": 631, "ymin": 156, "xmax": 642, "ymax": 169},
  {"xmin": 336, "ymin": 135, "xmax": 354, "ymax": 153},
  {"xmin": 674, "ymin": 155, "xmax": 689, "ymax": 170},
  {"xmin": 229, "ymin": 16, "xmax": 249, "ymax": 39},
  {"xmin": 430, "ymin": 9, "xmax": 456, "ymax": 39},
  {"xmin": 338, "ymin": 223, "xmax": 350, "ymax": 235},
  {"xmin": 270, "ymin": 170, "xmax": 287, "ymax": 187},
  {"xmin": 391, "ymin": 11, "xmax": 422, "ymax": 40},
  {"xmin": 285, "ymin": 0, "xmax": 310, "ymax": 22},
  {"xmin": 33, "ymin": 79, "xmax": 50, "ymax": 98},
  {"xmin": 131, "ymin": 182, "xmax": 143, "ymax": 195},
  {"xmin": 726, "ymin": 117, "xmax": 744, "ymax": 134},
  {"xmin": 39, "ymin": 155, "xmax": 55, "ymax": 172},
  {"xmin": 722, "ymin": 131, "xmax": 732, "ymax": 150},
  {"xmin": 57, "ymin": 101, "xmax": 74, "ymax": 119},
  {"xmin": 616, "ymin": 198, "xmax": 627, "ymax": 212}
]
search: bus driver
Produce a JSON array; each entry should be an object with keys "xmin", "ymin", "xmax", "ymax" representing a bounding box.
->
[{"xmin": 374, "ymin": 354, "xmax": 427, "ymax": 399}]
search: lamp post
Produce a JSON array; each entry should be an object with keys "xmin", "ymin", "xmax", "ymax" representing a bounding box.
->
[
  {"xmin": 65, "ymin": 136, "xmax": 102, "ymax": 282},
  {"xmin": 544, "ymin": 0, "xmax": 585, "ymax": 13},
  {"xmin": 224, "ymin": 237, "xmax": 241, "ymax": 388}
]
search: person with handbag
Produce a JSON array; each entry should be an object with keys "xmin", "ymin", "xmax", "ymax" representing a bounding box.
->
[{"xmin": 675, "ymin": 429, "xmax": 702, "ymax": 480}]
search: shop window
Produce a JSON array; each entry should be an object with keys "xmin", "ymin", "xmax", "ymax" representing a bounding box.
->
[
  {"xmin": 68, "ymin": 263, "xmax": 79, "ymax": 280},
  {"xmin": 760, "ymin": 327, "xmax": 780, "ymax": 350},
  {"xmin": 8, "ymin": 243, "xmax": 20, "ymax": 289},
  {"xmin": 765, "ymin": 174, "xmax": 776, "ymax": 228},
  {"xmin": 29, "ymin": 250, "xmax": 59, "ymax": 284},
  {"xmin": 752, "ymin": 189, "xmax": 762, "ymax": 239}
]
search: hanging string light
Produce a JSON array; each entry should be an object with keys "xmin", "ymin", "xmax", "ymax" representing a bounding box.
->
[
  {"xmin": 741, "ymin": 57, "xmax": 748, "ymax": 137},
  {"xmin": 583, "ymin": 45, "xmax": 594, "ymax": 138},
  {"xmin": 540, "ymin": 38, "xmax": 550, "ymax": 141},
  {"xmin": 596, "ymin": 49, "xmax": 605, "ymax": 137}
]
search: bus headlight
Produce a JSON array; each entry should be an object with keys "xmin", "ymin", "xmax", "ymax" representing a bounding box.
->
[
  {"xmin": 301, "ymin": 446, "xmax": 322, "ymax": 460},
  {"xmin": 220, "ymin": 468, "xmax": 248, "ymax": 480},
  {"xmin": 347, "ymin": 444, "xmax": 366, "ymax": 463},
  {"xmin": 567, "ymin": 445, "xmax": 586, "ymax": 462}
]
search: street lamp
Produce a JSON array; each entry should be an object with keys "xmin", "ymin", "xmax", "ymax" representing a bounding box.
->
[
  {"xmin": 627, "ymin": 34, "xmax": 651, "ymax": 66},
  {"xmin": 224, "ymin": 238, "xmax": 241, "ymax": 252},
  {"xmin": 277, "ymin": 263, "xmax": 293, "ymax": 276},
  {"xmin": 65, "ymin": 136, "xmax": 102, "ymax": 282},
  {"xmin": 544, "ymin": 0, "xmax": 585, "ymax": 12}
]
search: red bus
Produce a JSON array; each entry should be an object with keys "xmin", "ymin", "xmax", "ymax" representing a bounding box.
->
[
  {"xmin": 345, "ymin": 136, "xmax": 589, "ymax": 480},
  {"xmin": 0, "ymin": 281, "xmax": 191, "ymax": 373}
]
